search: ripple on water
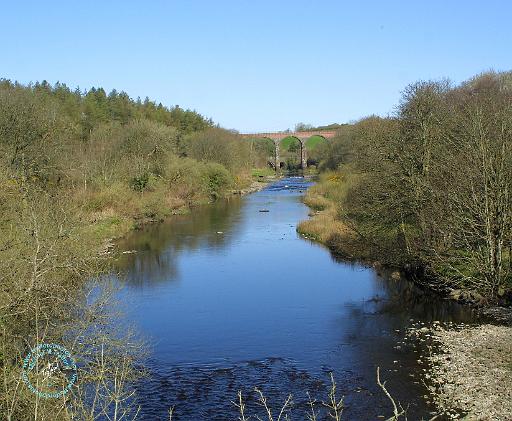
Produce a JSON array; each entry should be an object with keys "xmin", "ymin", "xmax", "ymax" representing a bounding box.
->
[{"xmin": 134, "ymin": 357, "xmax": 382, "ymax": 420}]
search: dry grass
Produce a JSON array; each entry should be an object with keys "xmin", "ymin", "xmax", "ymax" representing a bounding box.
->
[
  {"xmin": 299, "ymin": 171, "xmax": 350, "ymax": 241},
  {"xmin": 298, "ymin": 205, "xmax": 351, "ymax": 243},
  {"xmin": 230, "ymin": 369, "xmax": 408, "ymax": 421},
  {"xmin": 302, "ymin": 190, "xmax": 332, "ymax": 211},
  {"xmin": 298, "ymin": 170, "xmax": 367, "ymax": 259}
]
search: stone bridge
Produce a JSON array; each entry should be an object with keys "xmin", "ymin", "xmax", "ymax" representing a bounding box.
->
[{"xmin": 241, "ymin": 130, "xmax": 337, "ymax": 171}]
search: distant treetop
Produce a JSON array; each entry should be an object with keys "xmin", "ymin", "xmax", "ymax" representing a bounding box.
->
[
  {"xmin": 294, "ymin": 122, "xmax": 348, "ymax": 132},
  {"xmin": 0, "ymin": 78, "xmax": 215, "ymax": 136}
]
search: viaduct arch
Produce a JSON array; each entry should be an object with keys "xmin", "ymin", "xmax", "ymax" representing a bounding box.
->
[{"xmin": 241, "ymin": 130, "xmax": 337, "ymax": 171}]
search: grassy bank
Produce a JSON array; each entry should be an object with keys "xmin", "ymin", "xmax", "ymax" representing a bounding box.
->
[
  {"xmin": 78, "ymin": 169, "xmax": 266, "ymax": 243},
  {"xmin": 308, "ymin": 72, "xmax": 512, "ymax": 305},
  {"xmin": 297, "ymin": 170, "xmax": 373, "ymax": 261},
  {"xmin": 299, "ymin": 170, "xmax": 512, "ymax": 303}
]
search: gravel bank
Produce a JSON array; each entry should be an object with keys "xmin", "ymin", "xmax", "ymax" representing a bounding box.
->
[{"xmin": 424, "ymin": 324, "xmax": 512, "ymax": 420}]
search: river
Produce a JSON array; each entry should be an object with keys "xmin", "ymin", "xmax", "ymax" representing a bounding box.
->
[{"xmin": 114, "ymin": 177, "xmax": 477, "ymax": 420}]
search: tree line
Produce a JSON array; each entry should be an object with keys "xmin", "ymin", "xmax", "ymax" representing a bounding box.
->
[
  {"xmin": 0, "ymin": 79, "xmax": 272, "ymax": 420},
  {"xmin": 314, "ymin": 71, "xmax": 512, "ymax": 301},
  {"xmin": 0, "ymin": 79, "xmax": 272, "ymax": 197}
]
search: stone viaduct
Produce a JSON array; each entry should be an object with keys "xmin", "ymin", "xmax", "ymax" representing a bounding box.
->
[{"xmin": 241, "ymin": 130, "xmax": 337, "ymax": 171}]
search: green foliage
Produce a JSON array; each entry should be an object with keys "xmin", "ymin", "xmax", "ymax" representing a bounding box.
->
[
  {"xmin": 294, "ymin": 122, "xmax": 314, "ymax": 131},
  {"xmin": 183, "ymin": 127, "xmax": 252, "ymax": 171},
  {"xmin": 247, "ymin": 137, "xmax": 275, "ymax": 169},
  {"xmin": 313, "ymin": 124, "xmax": 356, "ymax": 170},
  {"xmin": 202, "ymin": 162, "xmax": 233, "ymax": 199},
  {"xmin": 317, "ymin": 71, "xmax": 512, "ymax": 299},
  {"xmin": 131, "ymin": 172, "xmax": 150, "ymax": 192},
  {"xmin": 0, "ymin": 78, "xmax": 213, "ymax": 141},
  {"xmin": 0, "ymin": 78, "xmax": 272, "ymax": 211},
  {"xmin": 251, "ymin": 137, "xmax": 274, "ymax": 155}
]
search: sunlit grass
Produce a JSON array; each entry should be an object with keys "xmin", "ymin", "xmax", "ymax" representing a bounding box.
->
[
  {"xmin": 280, "ymin": 136, "xmax": 301, "ymax": 150},
  {"xmin": 298, "ymin": 170, "xmax": 355, "ymax": 243},
  {"xmin": 280, "ymin": 135, "xmax": 327, "ymax": 151},
  {"xmin": 298, "ymin": 169, "xmax": 371, "ymax": 260},
  {"xmin": 305, "ymin": 135, "xmax": 327, "ymax": 150},
  {"xmin": 251, "ymin": 167, "xmax": 275, "ymax": 178}
]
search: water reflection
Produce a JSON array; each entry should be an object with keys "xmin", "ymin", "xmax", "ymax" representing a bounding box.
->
[
  {"xmin": 113, "ymin": 177, "xmax": 478, "ymax": 420},
  {"xmin": 372, "ymin": 272, "xmax": 478, "ymax": 323},
  {"xmin": 116, "ymin": 197, "xmax": 243, "ymax": 286}
]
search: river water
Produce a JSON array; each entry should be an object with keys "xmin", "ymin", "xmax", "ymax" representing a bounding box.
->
[{"xmin": 114, "ymin": 177, "xmax": 477, "ymax": 420}]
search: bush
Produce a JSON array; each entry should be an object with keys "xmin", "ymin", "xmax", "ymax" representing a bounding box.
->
[
  {"xmin": 202, "ymin": 162, "xmax": 233, "ymax": 199},
  {"xmin": 131, "ymin": 172, "xmax": 150, "ymax": 192},
  {"xmin": 183, "ymin": 127, "xmax": 251, "ymax": 171}
]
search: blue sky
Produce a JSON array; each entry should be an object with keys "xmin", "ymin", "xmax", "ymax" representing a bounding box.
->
[{"xmin": 2, "ymin": 1, "xmax": 511, "ymax": 132}]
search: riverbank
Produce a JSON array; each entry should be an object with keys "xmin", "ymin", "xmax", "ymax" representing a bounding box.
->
[
  {"xmin": 232, "ymin": 177, "xmax": 275, "ymax": 195},
  {"xmin": 299, "ymin": 173, "xmax": 512, "ymax": 420},
  {"xmin": 297, "ymin": 171, "xmax": 372, "ymax": 261},
  {"xmin": 113, "ymin": 176, "xmax": 459, "ymax": 420},
  {"xmin": 408, "ymin": 323, "xmax": 512, "ymax": 420},
  {"xmin": 298, "ymin": 171, "xmax": 512, "ymax": 306},
  {"xmin": 94, "ymin": 174, "xmax": 277, "ymax": 255}
]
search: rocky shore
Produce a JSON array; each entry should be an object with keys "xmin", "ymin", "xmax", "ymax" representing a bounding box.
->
[
  {"xmin": 409, "ymin": 323, "xmax": 512, "ymax": 420},
  {"xmin": 297, "ymin": 179, "xmax": 512, "ymax": 420},
  {"xmin": 231, "ymin": 176, "xmax": 275, "ymax": 195}
]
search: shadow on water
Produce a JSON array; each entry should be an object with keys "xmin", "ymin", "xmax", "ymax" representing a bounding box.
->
[
  {"xmin": 112, "ymin": 177, "xmax": 478, "ymax": 420},
  {"xmin": 116, "ymin": 197, "xmax": 244, "ymax": 286}
]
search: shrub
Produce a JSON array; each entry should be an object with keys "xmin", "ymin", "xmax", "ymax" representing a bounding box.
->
[{"xmin": 202, "ymin": 162, "xmax": 233, "ymax": 199}]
